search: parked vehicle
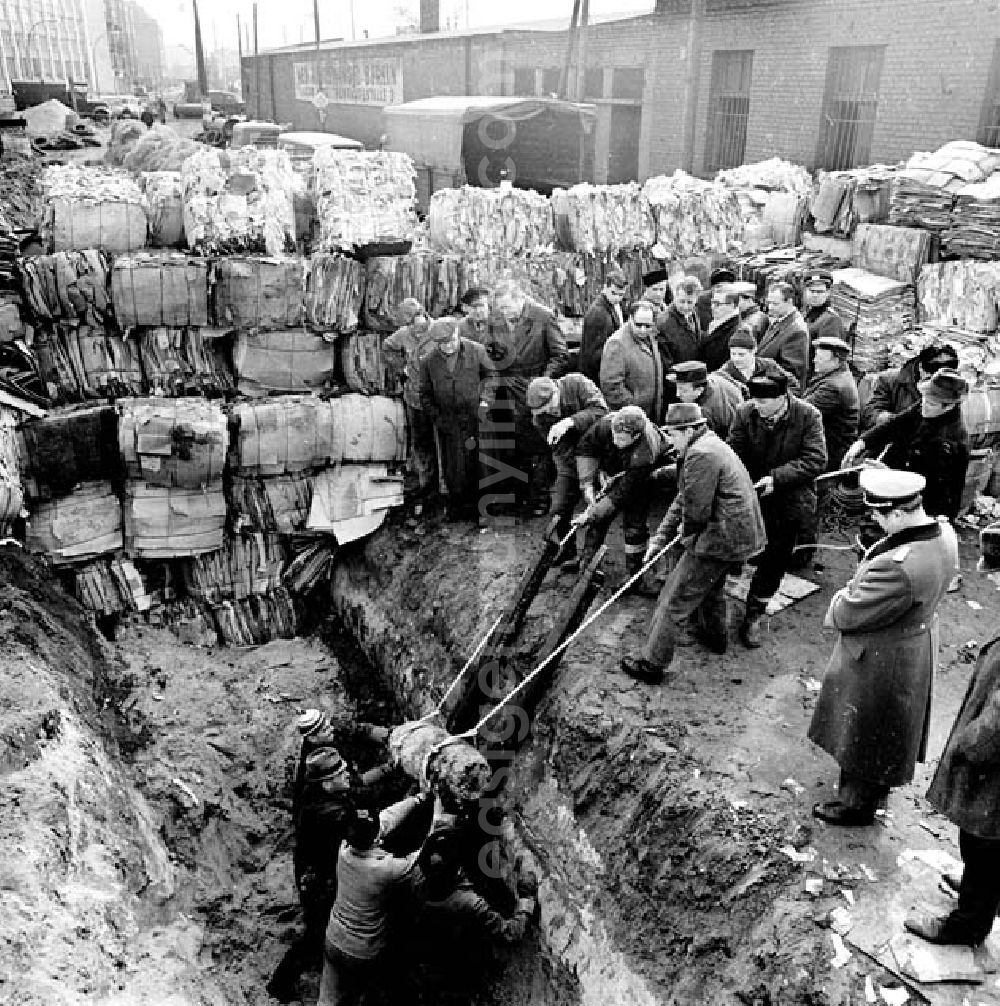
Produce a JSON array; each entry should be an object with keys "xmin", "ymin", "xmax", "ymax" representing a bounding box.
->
[
  {"xmin": 276, "ymin": 131, "xmax": 362, "ymax": 162},
  {"xmin": 11, "ymin": 80, "xmax": 110, "ymax": 123},
  {"xmin": 174, "ymin": 99, "xmax": 210, "ymax": 119},
  {"xmin": 207, "ymin": 90, "xmax": 245, "ymax": 116}
]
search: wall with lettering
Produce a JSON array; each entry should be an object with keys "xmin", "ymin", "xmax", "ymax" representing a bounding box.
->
[{"xmin": 293, "ymin": 56, "xmax": 403, "ymax": 106}]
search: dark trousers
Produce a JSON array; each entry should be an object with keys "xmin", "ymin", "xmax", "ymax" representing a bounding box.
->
[
  {"xmin": 316, "ymin": 945, "xmax": 376, "ymax": 1006},
  {"xmin": 435, "ymin": 413, "xmax": 481, "ymax": 512},
  {"xmin": 749, "ymin": 509, "xmax": 801, "ymax": 600},
  {"xmin": 404, "ymin": 403, "xmax": 437, "ymax": 492},
  {"xmin": 838, "ymin": 769, "xmax": 889, "ymax": 811},
  {"xmin": 266, "ymin": 877, "xmax": 335, "ymax": 1000},
  {"xmin": 642, "ymin": 552, "xmax": 733, "ymax": 668},
  {"xmin": 585, "ymin": 488, "xmax": 653, "ymax": 571},
  {"xmin": 952, "ymin": 830, "xmax": 1000, "ymax": 943}
]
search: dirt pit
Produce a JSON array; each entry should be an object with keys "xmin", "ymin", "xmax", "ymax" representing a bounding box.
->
[{"xmin": 1, "ymin": 507, "xmax": 998, "ymax": 1006}]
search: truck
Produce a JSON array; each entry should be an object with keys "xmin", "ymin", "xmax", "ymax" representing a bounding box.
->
[{"xmin": 11, "ymin": 81, "xmax": 110, "ymax": 123}]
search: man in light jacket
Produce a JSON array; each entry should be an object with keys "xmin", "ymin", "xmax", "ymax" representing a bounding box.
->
[
  {"xmin": 600, "ymin": 300, "xmax": 664, "ymax": 424},
  {"xmin": 620, "ymin": 402, "xmax": 766, "ymax": 684},
  {"xmin": 808, "ymin": 469, "xmax": 958, "ymax": 826}
]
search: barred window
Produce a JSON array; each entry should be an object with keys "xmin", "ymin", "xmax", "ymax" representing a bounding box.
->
[
  {"xmin": 815, "ymin": 46, "xmax": 885, "ymax": 170},
  {"xmin": 705, "ymin": 49, "xmax": 753, "ymax": 172}
]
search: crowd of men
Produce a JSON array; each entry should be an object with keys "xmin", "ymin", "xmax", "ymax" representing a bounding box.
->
[{"xmin": 278, "ymin": 268, "xmax": 997, "ymax": 1002}]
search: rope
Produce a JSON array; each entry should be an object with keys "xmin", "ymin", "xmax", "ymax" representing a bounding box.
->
[
  {"xmin": 418, "ymin": 611, "xmax": 504, "ymax": 723},
  {"xmin": 452, "ymin": 532, "xmax": 683, "ymax": 744}
]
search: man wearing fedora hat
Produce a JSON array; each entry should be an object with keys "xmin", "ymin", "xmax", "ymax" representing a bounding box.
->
[
  {"xmin": 669, "ymin": 360, "xmax": 741, "ymax": 439},
  {"xmin": 620, "ymin": 402, "xmax": 766, "ymax": 684},
  {"xmin": 802, "ymin": 270, "xmax": 845, "ymax": 343},
  {"xmin": 843, "ymin": 368, "xmax": 971, "ymax": 521},
  {"xmin": 808, "ymin": 468, "xmax": 958, "ymax": 826},
  {"xmin": 728, "ymin": 373, "xmax": 827, "ymax": 647}
]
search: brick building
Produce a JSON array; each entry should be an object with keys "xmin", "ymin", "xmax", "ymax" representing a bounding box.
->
[{"xmin": 242, "ymin": 0, "xmax": 1000, "ymax": 182}]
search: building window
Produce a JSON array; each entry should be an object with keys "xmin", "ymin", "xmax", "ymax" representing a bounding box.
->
[
  {"xmin": 583, "ymin": 66, "xmax": 603, "ymax": 100},
  {"xmin": 512, "ymin": 67, "xmax": 535, "ymax": 95},
  {"xmin": 705, "ymin": 49, "xmax": 753, "ymax": 172},
  {"xmin": 612, "ymin": 67, "xmax": 644, "ymax": 101},
  {"xmin": 542, "ymin": 67, "xmax": 561, "ymax": 96},
  {"xmin": 816, "ymin": 45, "xmax": 885, "ymax": 170},
  {"xmin": 978, "ymin": 40, "xmax": 1000, "ymax": 147}
]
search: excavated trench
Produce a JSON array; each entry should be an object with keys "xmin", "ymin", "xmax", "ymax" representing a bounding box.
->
[{"xmin": 9, "ymin": 503, "xmax": 960, "ymax": 1005}]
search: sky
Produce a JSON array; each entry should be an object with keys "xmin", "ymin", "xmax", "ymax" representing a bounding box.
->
[{"xmin": 143, "ymin": 0, "xmax": 654, "ymax": 52}]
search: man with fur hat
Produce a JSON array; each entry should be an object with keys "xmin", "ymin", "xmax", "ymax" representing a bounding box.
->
[
  {"xmin": 861, "ymin": 342, "xmax": 959, "ymax": 432},
  {"xmin": 526, "ymin": 374, "xmax": 608, "ymax": 567},
  {"xmin": 642, "ymin": 265, "xmax": 673, "ymax": 323},
  {"xmin": 573, "ymin": 405, "xmax": 672, "ymax": 592},
  {"xmin": 728, "ymin": 374, "xmax": 827, "ymax": 647},
  {"xmin": 809, "ymin": 469, "xmax": 958, "ymax": 826},
  {"xmin": 581, "ymin": 269, "xmax": 628, "ymax": 383},
  {"xmin": 384, "ymin": 298, "xmax": 436, "ymax": 498},
  {"xmin": 419, "ymin": 319, "xmax": 498, "ymax": 521},
  {"xmin": 600, "ymin": 300, "xmax": 665, "ymax": 424},
  {"xmin": 802, "ymin": 270, "xmax": 845, "ymax": 343},
  {"xmin": 843, "ymin": 368, "xmax": 970, "ymax": 520},
  {"xmin": 714, "ymin": 326, "xmax": 799, "ymax": 398},
  {"xmin": 620, "ymin": 402, "xmax": 766, "ymax": 684},
  {"xmin": 669, "ymin": 360, "xmax": 741, "ymax": 439}
]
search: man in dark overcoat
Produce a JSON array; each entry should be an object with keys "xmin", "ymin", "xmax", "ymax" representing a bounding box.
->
[
  {"xmin": 906, "ymin": 632, "xmax": 1000, "ymax": 945},
  {"xmin": 808, "ymin": 468, "xmax": 959, "ymax": 826},
  {"xmin": 620, "ymin": 402, "xmax": 767, "ymax": 684},
  {"xmin": 861, "ymin": 342, "xmax": 958, "ymax": 432},
  {"xmin": 758, "ymin": 281, "xmax": 810, "ymax": 390},
  {"xmin": 728, "ymin": 373, "xmax": 827, "ymax": 647},
  {"xmin": 419, "ymin": 319, "xmax": 498, "ymax": 521},
  {"xmin": 802, "ymin": 270, "xmax": 845, "ymax": 343},
  {"xmin": 580, "ymin": 269, "xmax": 627, "ymax": 383}
]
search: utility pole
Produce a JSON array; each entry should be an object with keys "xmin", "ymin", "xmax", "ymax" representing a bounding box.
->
[
  {"xmin": 314, "ymin": 0, "xmax": 321, "ymax": 46},
  {"xmin": 253, "ymin": 3, "xmax": 258, "ymax": 55},
  {"xmin": 558, "ymin": 0, "xmax": 581, "ymax": 99},
  {"xmin": 192, "ymin": 0, "xmax": 208, "ymax": 95},
  {"xmin": 573, "ymin": 0, "xmax": 589, "ymax": 102},
  {"xmin": 237, "ymin": 13, "xmax": 243, "ymax": 63}
]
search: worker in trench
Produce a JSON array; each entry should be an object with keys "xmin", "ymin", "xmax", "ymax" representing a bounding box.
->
[
  {"xmin": 808, "ymin": 469, "xmax": 958, "ymax": 826},
  {"xmin": 572, "ymin": 405, "xmax": 673, "ymax": 593},
  {"xmin": 523, "ymin": 373, "xmax": 608, "ymax": 569},
  {"xmin": 619, "ymin": 402, "xmax": 766, "ymax": 685}
]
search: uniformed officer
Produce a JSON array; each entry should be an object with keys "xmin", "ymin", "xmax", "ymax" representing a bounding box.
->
[
  {"xmin": 802, "ymin": 270, "xmax": 845, "ymax": 343},
  {"xmin": 803, "ymin": 335, "xmax": 859, "ymax": 471},
  {"xmin": 808, "ymin": 468, "xmax": 959, "ymax": 826}
]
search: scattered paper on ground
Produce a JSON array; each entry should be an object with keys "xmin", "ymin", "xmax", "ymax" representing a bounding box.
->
[{"xmin": 726, "ymin": 570, "xmax": 821, "ymax": 614}]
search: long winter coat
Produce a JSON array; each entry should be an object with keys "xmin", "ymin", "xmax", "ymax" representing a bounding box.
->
[
  {"xmin": 651, "ymin": 426, "xmax": 766, "ymax": 562},
  {"xmin": 803, "ymin": 362, "xmax": 860, "ymax": 470},
  {"xmin": 580, "ymin": 293, "xmax": 623, "ymax": 383},
  {"xmin": 860, "ymin": 403, "xmax": 970, "ymax": 520},
  {"xmin": 482, "ymin": 300, "xmax": 568, "ymax": 404},
  {"xmin": 808, "ymin": 519, "xmax": 959, "ymax": 787},
  {"xmin": 599, "ymin": 323, "xmax": 664, "ymax": 423},
  {"xmin": 657, "ymin": 305, "xmax": 702, "ymax": 367},
  {"xmin": 927, "ymin": 633, "xmax": 1000, "ymax": 839},
  {"xmin": 757, "ymin": 309, "xmax": 810, "ymax": 390},
  {"xmin": 727, "ymin": 395, "xmax": 827, "ymax": 532},
  {"xmin": 699, "ymin": 313, "xmax": 741, "ymax": 373},
  {"xmin": 804, "ymin": 304, "xmax": 846, "ymax": 343}
]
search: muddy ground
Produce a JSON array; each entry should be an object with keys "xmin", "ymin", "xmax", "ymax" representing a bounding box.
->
[{"xmin": 1, "ymin": 503, "xmax": 998, "ymax": 1005}]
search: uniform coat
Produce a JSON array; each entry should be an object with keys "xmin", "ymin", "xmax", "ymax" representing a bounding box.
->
[
  {"xmin": 657, "ymin": 304, "xmax": 702, "ymax": 367},
  {"xmin": 757, "ymin": 309, "xmax": 810, "ymax": 390},
  {"xmin": 482, "ymin": 300, "xmax": 568, "ymax": 405},
  {"xmin": 927, "ymin": 633, "xmax": 1000, "ymax": 839},
  {"xmin": 808, "ymin": 519, "xmax": 959, "ymax": 787},
  {"xmin": 651, "ymin": 427, "xmax": 766, "ymax": 562},
  {"xmin": 727, "ymin": 395, "xmax": 827, "ymax": 531},
  {"xmin": 599, "ymin": 322, "xmax": 665, "ymax": 423},
  {"xmin": 580, "ymin": 293, "xmax": 624, "ymax": 383},
  {"xmin": 804, "ymin": 304, "xmax": 846, "ymax": 343},
  {"xmin": 860, "ymin": 403, "xmax": 970, "ymax": 519},
  {"xmin": 803, "ymin": 361, "xmax": 860, "ymax": 470}
]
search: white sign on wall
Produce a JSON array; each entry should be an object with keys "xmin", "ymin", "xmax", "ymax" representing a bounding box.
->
[{"xmin": 293, "ymin": 56, "xmax": 403, "ymax": 106}]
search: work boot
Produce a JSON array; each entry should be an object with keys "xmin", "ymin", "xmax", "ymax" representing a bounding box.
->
[
  {"xmin": 811, "ymin": 800, "xmax": 875, "ymax": 827},
  {"xmin": 904, "ymin": 910, "xmax": 985, "ymax": 947},
  {"xmin": 739, "ymin": 595, "xmax": 768, "ymax": 649},
  {"xmin": 620, "ymin": 654, "xmax": 665, "ymax": 684},
  {"xmin": 693, "ymin": 623, "xmax": 728, "ymax": 655}
]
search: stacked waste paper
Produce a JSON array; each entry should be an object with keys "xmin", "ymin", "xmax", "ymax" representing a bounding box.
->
[
  {"xmin": 212, "ymin": 256, "xmax": 305, "ymax": 330},
  {"xmin": 142, "ymin": 171, "xmax": 185, "ymax": 248},
  {"xmin": 428, "ymin": 185, "xmax": 554, "ymax": 255},
  {"xmin": 110, "ymin": 252, "xmax": 210, "ymax": 328},
  {"xmin": 313, "ymin": 149, "xmax": 418, "ymax": 252},
  {"xmin": 830, "ymin": 267, "xmax": 917, "ymax": 372},
  {"xmin": 918, "ymin": 261, "xmax": 1000, "ymax": 334},
  {"xmin": 942, "ymin": 173, "xmax": 1000, "ymax": 259},
  {"xmin": 20, "ymin": 250, "xmax": 112, "ymax": 326},
  {"xmin": 810, "ymin": 165, "xmax": 896, "ymax": 236},
  {"xmin": 135, "ymin": 327, "xmax": 233, "ymax": 398},
  {"xmin": 122, "ymin": 125, "xmax": 206, "ymax": 173},
  {"xmin": 889, "ymin": 142, "xmax": 1000, "ymax": 231},
  {"xmin": 852, "ymin": 223, "xmax": 931, "ymax": 285},
  {"xmin": 715, "ymin": 158, "xmax": 814, "ymax": 248},
  {"xmin": 363, "ymin": 252, "xmax": 463, "ymax": 330},
  {"xmin": 33, "ymin": 323, "xmax": 143, "ymax": 402},
  {"xmin": 643, "ymin": 171, "xmax": 744, "ymax": 258},
  {"xmin": 0, "ymin": 408, "xmax": 22, "ymax": 531},
  {"xmin": 551, "ymin": 183, "xmax": 655, "ymax": 255},
  {"xmin": 181, "ymin": 146, "xmax": 296, "ymax": 257},
  {"xmin": 75, "ymin": 556, "xmax": 151, "ymax": 615},
  {"xmin": 306, "ymin": 253, "xmax": 365, "ymax": 331},
  {"xmin": 38, "ymin": 164, "xmax": 147, "ymax": 254},
  {"xmin": 0, "ymin": 155, "xmax": 43, "ymax": 231},
  {"xmin": 234, "ymin": 328, "xmax": 337, "ymax": 396}
]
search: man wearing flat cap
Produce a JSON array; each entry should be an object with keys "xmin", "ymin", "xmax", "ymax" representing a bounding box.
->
[
  {"xmin": 620, "ymin": 402, "xmax": 766, "ymax": 684},
  {"xmin": 526, "ymin": 374, "xmax": 608, "ymax": 566},
  {"xmin": 803, "ymin": 336, "xmax": 860, "ymax": 472},
  {"xmin": 669, "ymin": 360, "xmax": 741, "ymax": 439},
  {"xmin": 573, "ymin": 405, "xmax": 672, "ymax": 591},
  {"xmin": 419, "ymin": 319, "xmax": 498, "ymax": 521},
  {"xmin": 728, "ymin": 373, "xmax": 827, "ymax": 646},
  {"xmin": 843, "ymin": 368, "xmax": 970, "ymax": 521},
  {"xmin": 808, "ymin": 468, "xmax": 958, "ymax": 826},
  {"xmin": 581, "ymin": 268, "xmax": 628, "ymax": 383},
  {"xmin": 802, "ymin": 270, "xmax": 845, "ymax": 343}
]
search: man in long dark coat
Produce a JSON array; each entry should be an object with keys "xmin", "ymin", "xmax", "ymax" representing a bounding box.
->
[
  {"xmin": 419, "ymin": 319, "xmax": 498, "ymax": 521},
  {"xmin": 808, "ymin": 468, "xmax": 958, "ymax": 826},
  {"xmin": 758, "ymin": 281, "xmax": 810, "ymax": 390},
  {"xmin": 580, "ymin": 269, "xmax": 627, "ymax": 383},
  {"xmin": 907, "ymin": 632, "xmax": 1000, "ymax": 945}
]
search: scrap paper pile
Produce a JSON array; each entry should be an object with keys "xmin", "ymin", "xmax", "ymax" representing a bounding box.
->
[
  {"xmin": 643, "ymin": 171, "xmax": 744, "ymax": 258},
  {"xmin": 830, "ymin": 267, "xmax": 916, "ymax": 372},
  {"xmin": 551, "ymin": 182, "xmax": 655, "ymax": 255},
  {"xmin": 428, "ymin": 185, "xmax": 554, "ymax": 255}
]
